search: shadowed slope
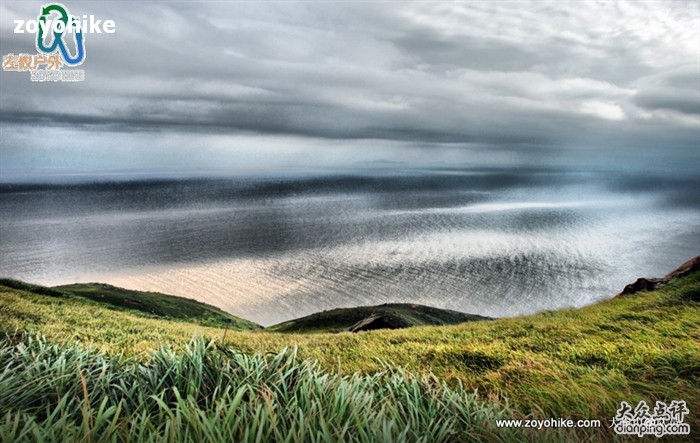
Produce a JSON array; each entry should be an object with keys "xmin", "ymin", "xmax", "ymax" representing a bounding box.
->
[{"xmin": 267, "ymin": 303, "xmax": 490, "ymax": 333}]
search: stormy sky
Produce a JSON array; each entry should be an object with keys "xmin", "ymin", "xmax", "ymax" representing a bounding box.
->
[{"xmin": 0, "ymin": 1, "xmax": 698, "ymax": 178}]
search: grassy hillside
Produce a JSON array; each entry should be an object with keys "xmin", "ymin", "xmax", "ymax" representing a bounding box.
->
[
  {"xmin": 0, "ymin": 278, "xmax": 65, "ymax": 298},
  {"xmin": 0, "ymin": 278, "xmax": 260, "ymax": 331},
  {"xmin": 267, "ymin": 303, "xmax": 489, "ymax": 333},
  {"xmin": 1, "ymin": 271, "xmax": 698, "ymax": 441},
  {"xmin": 51, "ymin": 282, "xmax": 261, "ymax": 330}
]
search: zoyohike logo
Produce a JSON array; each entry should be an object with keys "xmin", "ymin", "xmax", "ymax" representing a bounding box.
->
[{"xmin": 2, "ymin": 3, "xmax": 115, "ymax": 82}]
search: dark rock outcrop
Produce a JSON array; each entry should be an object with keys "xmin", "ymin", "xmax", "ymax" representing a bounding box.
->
[
  {"xmin": 617, "ymin": 255, "xmax": 699, "ymax": 297},
  {"xmin": 619, "ymin": 277, "xmax": 667, "ymax": 296}
]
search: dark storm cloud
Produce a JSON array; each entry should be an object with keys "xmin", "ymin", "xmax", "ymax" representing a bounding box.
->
[
  {"xmin": 632, "ymin": 64, "xmax": 700, "ymax": 115},
  {"xmin": 635, "ymin": 92, "xmax": 700, "ymax": 115},
  {"xmin": 0, "ymin": 1, "xmax": 699, "ymax": 172}
]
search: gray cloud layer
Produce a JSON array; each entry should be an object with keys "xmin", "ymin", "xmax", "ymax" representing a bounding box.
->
[{"xmin": 0, "ymin": 1, "xmax": 698, "ymax": 174}]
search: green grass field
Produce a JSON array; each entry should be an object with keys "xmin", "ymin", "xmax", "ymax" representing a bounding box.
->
[{"xmin": 1, "ymin": 272, "xmax": 698, "ymax": 441}]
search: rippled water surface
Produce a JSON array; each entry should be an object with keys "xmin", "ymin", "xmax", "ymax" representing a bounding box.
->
[{"xmin": 1, "ymin": 167, "xmax": 698, "ymax": 325}]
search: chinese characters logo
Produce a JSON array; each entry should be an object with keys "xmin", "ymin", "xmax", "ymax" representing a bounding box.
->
[
  {"xmin": 2, "ymin": 3, "xmax": 97, "ymax": 82},
  {"xmin": 611, "ymin": 400, "xmax": 690, "ymax": 437}
]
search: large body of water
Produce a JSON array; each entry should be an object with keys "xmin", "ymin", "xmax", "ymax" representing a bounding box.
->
[{"xmin": 1, "ymin": 167, "xmax": 698, "ymax": 326}]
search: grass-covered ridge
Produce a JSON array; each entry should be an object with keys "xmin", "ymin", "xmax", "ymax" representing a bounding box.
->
[
  {"xmin": 267, "ymin": 303, "xmax": 489, "ymax": 333},
  {"xmin": 0, "ymin": 278, "xmax": 65, "ymax": 298},
  {"xmin": 0, "ymin": 278, "xmax": 260, "ymax": 331},
  {"xmin": 1, "ymin": 269, "xmax": 699, "ymax": 441},
  {"xmin": 51, "ymin": 281, "xmax": 261, "ymax": 330}
]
